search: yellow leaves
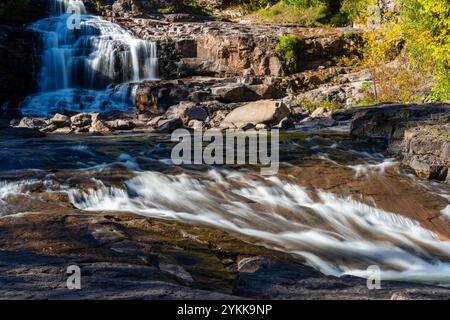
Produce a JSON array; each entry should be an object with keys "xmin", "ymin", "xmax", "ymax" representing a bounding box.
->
[{"xmin": 358, "ymin": 0, "xmax": 450, "ymax": 102}]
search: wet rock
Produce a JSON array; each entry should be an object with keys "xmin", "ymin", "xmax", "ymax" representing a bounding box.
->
[
  {"xmin": 16, "ymin": 117, "xmax": 48, "ymax": 129},
  {"xmin": 90, "ymin": 119, "xmax": 113, "ymax": 135},
  {"xmin": 155, "ymin": 117, "xmax": 184, "ymax": 133},
  {"xmin": 50, "ymin": 113, "xmax": 71, "ymax": 128},
  {"xmin": 107, "ymin": 119, "xmax": 135, "ymax": 131},
  {"xmin": 349, "ymin": 104, "xmax": 450, "ymax": 181},
  {"xmin": 158, "ymin": 262, "xmax": 195, "ymax": 283},
  {"xmin": 350, "ymin": 104, "xmax": 450, "ymax": 145},
  {"xmin": 0, "ymin": 126, "xmax": 46, "ymax": 138},
  {"xmin": 53, "ymin": 127, "xmax": 73, "ymax": 134},
  {"xmin": 237, "ymin": 123, "xmax": 255, "ymax": 131},
  {"xmin": 233, "ymin": 256, "xmax": 450, "ymax": 300},
  {"xmin": 184, "ymin": 106, "xmax": 208, "ymax": 122},
  {"xmin": 71, "ymin": 113, "xmax": 93, "ymax": 128},
  {"xmin": 221, "ymin": 100, "xmax": 290, "ymax": 128},
  {"xmin": 147, "ymin": 115, "xmax": 164, "ymax": 127}
]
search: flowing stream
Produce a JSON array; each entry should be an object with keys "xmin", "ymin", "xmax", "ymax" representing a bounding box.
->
[
  {"xmin": 1, "ymin": 133, "xmax": 449, "ymax": 286},
  {"xmin": 2, "ymin": 0, "xmax": 449, "ymax": 287}
]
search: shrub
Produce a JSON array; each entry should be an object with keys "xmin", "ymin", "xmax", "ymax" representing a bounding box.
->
[
  {"xmin": 276, "ymin": 34, "xmax": 299, "ymax": 61},
  {"xmin": 400, "ymin": 0, "xmax": 450, "ymax": 101},
  {"xmin": 357, "ymin": 0, "xmax": 449, "ymax": 103},
  {"xmin": 258, "ymin": 1, "xmax": 328, "ymax": 26}
]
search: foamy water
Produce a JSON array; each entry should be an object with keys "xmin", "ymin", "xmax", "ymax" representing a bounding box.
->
[
  {"xmin": 20, "ymin": 0, "xmax": 157, "ymax": 117},
  {"xmin": 66, "ymin": 169, "xmax": 450, "ymax": 286}
]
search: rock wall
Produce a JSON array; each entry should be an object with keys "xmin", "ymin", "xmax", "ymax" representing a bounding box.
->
[
  {"xmin": 349, "ymin": 103, "xmax": 450, "ymax": 182},
  {"xmin": 0, "ymin": 25, "xmax": 37, "ymax": 111},
  {"xmin": 0, "ymin": 0, "xmax": 47, "ymax": 112},
  {"xmin": 402, "ymin": 125, "xmax": 450, "ymax": 181},
  {"xmin": 113, "ymin": 16, "xmax": 360, "ymax": 78}
]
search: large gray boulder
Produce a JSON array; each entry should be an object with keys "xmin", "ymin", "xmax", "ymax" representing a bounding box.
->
[{"xmin": 221, "ymin": 100, "xmax": 290, "ymax": 128}]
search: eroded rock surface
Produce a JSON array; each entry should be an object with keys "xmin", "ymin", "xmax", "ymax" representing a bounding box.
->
[
  {"xmin": 0, "ymin": 197, "xmax": 448, "ymax": 300},
  {"xmin": 348, "ymin": 104, "xmax": 450, "ymax": 182}
]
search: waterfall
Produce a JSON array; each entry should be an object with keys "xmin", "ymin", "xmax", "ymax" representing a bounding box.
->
[
  {"xmin": 20, "ymin": 0, "xmax": 158, "ymax": 117},
  {"xmin": 51, "ymin": 0, "xmax": 86, "ymax": 16}
]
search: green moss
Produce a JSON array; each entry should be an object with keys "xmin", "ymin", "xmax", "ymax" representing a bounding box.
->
[
  {"xmin": 295, "ymin": 98, "xmax": 339, "ymax": 113},
  {"xmin": 156, "ymin": 1, "xmax": 209, "ymax": 15},
  {"xmin": 421, "ymin": 126, "xmax": 450, "ymax": 142},
  {"xmin": 157, "ymin": 6, "xmax": 177, "ymax": 14}
]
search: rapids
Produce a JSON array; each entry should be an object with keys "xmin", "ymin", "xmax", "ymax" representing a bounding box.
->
[
  {"xmin": 3, "ymin": 0, "xmax": 449, "ymax": 288},
  {"xmin": 0, "ymin": 133, "xmax": 449, "ymax": 286}
]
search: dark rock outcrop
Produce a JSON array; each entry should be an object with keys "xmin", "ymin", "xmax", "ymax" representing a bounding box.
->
[
  {"xmin": 0, "ymin": 25, "xmax": 37, "ymax": 109},
  {"xmin": 233, "ymin": 256, "xmax": 450, "ymax": 300},
  {"xmin": 402, "ymin": 124, "xmax": 450, "ymax": 181}
]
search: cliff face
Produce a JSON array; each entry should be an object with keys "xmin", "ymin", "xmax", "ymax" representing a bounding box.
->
[
  {"xmin": 0, "ymin": 0, "xmax": 48, "ymax": 112},
  {"xmin": 113, "ymin": 17, "xmax": 359, "ymax": 79},
  {"xmin": 0, "ymin": 26, "xmax": 37, "ymax": 109}
]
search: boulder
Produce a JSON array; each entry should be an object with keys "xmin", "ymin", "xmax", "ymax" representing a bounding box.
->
[
  {"xmin": 221, "ymin": 100, "xmax": 290, "ymax": 128},
  {"xmin": 147, "ymin": 116, "xmax": 164, "ymax": 127},
  {"xmin": 49, "ymin": 113, "xmax": 71, "ymax": 128},
  {"xmin": 90, "ymin": 120, "xmax": 113, "ymax": 135},
  {"xmin": 155, "ymin": 117, "xmax": 184, "ymax": 133},
  {"xmin": 165, "ymin": 101, "xmax": 196, "ymax": 120},
  {"xmin": 70, "ymin": 113, "xmax": 92, "ymax": 128},
  {"xmin": 16, "ymin": 117, "xmax": 48, "ymax": 129},
  {"xmin": 188, "ymin": 90, "xmax": 211, "ymax": 103},
  {"xmin": 311, "ymin": 107, "xmax": 331, "ymax": 118},
  {"xmin": 107, "ymin": 119, "xmax": 135, "ymax": 131},
  {"xmin": 184, "ymin": 106, "xmax": 208, "ymax": 122},
  {"xmin": 188, "ymin": 120, "xmax": 204, "ymax": 130},
  {"xmin": 350, "ymin": 104, "xmax": 450, "ymax": 152},
  {"xmin": 211, "ymin": 84, "xmax": 249, "ymax": 103}
]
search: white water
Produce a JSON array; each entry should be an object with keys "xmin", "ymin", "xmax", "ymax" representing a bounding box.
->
[
  {"xmin": 20, "ymin": 0, "xmax": 158, "ymax": 117},
  {"xmin": 67, "ymin": 169, "xmax": 450, "ymax": 286}
]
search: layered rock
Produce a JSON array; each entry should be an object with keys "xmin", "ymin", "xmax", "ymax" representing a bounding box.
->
[
  {"xmin": 402, "ymin": 124, "xmax": 450, "ymax": 181},
  {"xmin": 110, "ymin": 16, "xmax": 360, "ymax": 78},
  {"xmin": 220, "ymin": 100, "xmax": 290, "ymax": 129},
  {"xmin": 349, "ymin": 103, "xmax": 450, "ymax": 181},
  {"xmin": 292, "ymin": 68, "xmax": 374, "ymax": 107},
  {"xmin": 0, "ymin": 193, "xmax": 448, "ymax": 300}
]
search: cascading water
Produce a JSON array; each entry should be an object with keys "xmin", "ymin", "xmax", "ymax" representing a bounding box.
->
[
  {"xmin": 0, "ymin": 130, "xmax": 449, "ymax": 286},
  {"xmin": 67, "ymin": 169, "xmax": 450, "ymax": 286},
  {"xmin": 19, "ymin": 0, "xmax": 158, "ymax": 117}
]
